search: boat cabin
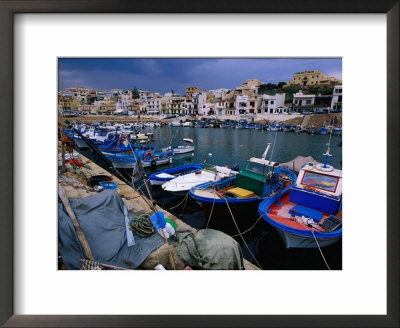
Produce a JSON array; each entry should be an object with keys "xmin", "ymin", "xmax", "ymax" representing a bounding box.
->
[
  {"xmin": 234, "ymin": 158, "xmax": 281, "ymax": 196},
  {"xmin": 289, "ymin": 162, "xmax": 342, "ymax": 215}
]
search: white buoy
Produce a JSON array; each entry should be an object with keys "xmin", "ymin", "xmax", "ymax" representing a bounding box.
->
[{"xmin": 208, "ymin": 153, "xmax": 212, "ymax": 156}]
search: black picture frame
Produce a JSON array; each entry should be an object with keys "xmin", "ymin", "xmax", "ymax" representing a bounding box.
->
[{"xmin": 0, "ymin": 1, "xmax": 398, "ymax": 327}]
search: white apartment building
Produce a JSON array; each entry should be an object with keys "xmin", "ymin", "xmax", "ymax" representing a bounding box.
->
[
  {"xmin": 192, "ymin": 92, "xmax": 207, "ymax": 114},
  {"xmin": 146, "ymin": 97, "xmax": 162, "ymax": 114},
  {"xmin": 331, "ymin": 85, "xmax": 342, "ymax": 111},
  {"xmin": 116, "ymin": 94, "xmax": 133, "ymax": 113},
  {"xmin": 236, "ymin": 95, "xmax": 248, "ymax": 115},
  {"xmin": 261, "ymin": 93, "xmax": 286, "ymax": 114},
  {"xmin": 199, "ymin": 103, "xmax": 215, "ymax": 116},
  {"xmin": 293, "ymin": 91, "xmax": 315, "ymax": 111},
  {"xmin": 185, "ymin": 101, "xmax": 194, "ymax": 114},
  {"xmin": 214, "ymin": 100, "xmax": 227, "ymax": 116}
]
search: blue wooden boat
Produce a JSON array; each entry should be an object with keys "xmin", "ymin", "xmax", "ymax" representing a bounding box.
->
[
  {"xmin": 105, "ymin": 149, "xmax": 174, "ymax": 169},
  {"xmin": 148, "ymin": 164, "xmax": 203, "ymax": 186},
  {"xmin": 258, "ymin": 143, "xmax": 342, "ymax": 248},
  {"xmin": 332, "ymin": 127, "xmax": 342, "ymax": 135},
  {"xmin": 318, "ymin": 123, "xmax": 329, "ymax": 135},
  {"xmin": 189, "ymin": 142, "xmax": 297, "ymax": 231},
  {"xmin": 294, "ymin": 125, "xmax": 304, "ymax": 133},
  {"xmin": 283, "ymin": 125, "xmax": 294, "ymax": 132}
]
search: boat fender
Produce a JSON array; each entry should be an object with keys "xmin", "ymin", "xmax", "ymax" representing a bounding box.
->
[{"xmin": 144, "ymin": 151, "xmax": 154, "ymax": 161}]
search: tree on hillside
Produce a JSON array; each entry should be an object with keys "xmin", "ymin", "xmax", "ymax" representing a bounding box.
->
[
  {"xmin": 276, "ymin": 82, "xmax": 287, "ymax": 88},
  {"xmin": 132, "ymin": 86, "xmax": 139, "ymax": 99}
]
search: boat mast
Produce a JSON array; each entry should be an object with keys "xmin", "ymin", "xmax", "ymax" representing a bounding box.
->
[
  {"xmin": 323, "ymin": 120, "xmax": 334, "ymax": 168},
  {"xmin": 262, "ymin": 142, "xmax": 272, "ymax": 160}
]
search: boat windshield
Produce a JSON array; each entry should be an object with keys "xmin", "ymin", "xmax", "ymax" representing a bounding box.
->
[
  {"xmin": 301, "ymin": 171, "xmax": 338, "ymax": 192},
  {"xmin": 246, "ymin": 162, "xmax": 269, "ymax": 175}
]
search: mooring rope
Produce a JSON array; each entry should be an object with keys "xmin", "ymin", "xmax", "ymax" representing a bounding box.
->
[
  {"xmin": 230, "ymin": 214, "xmax": 263, "ymax": 238},
  {"xmin": 221, "ymin": 195, "xmax": 263, "ymax": 270},
  {"xmin": 205, "ymin": 188, "xmax": 217, "ymax": 229},
  {"xmin": 169, "ymin": 192, "xmax": 190, "ymax": 210},
  {"xmin": 311, "ymin": 229, "xmax": 331, "ymax": 270}
]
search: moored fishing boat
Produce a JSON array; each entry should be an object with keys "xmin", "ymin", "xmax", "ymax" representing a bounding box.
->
[
  {"xmin": 318, "ymin": 123, "xmax": 329, "ymax": 135},
  {"xmin": 283, "ymin": 124, "xmax": 294, "ymax": 132},
  {"xmin": 105, "ymin": 149, "xmax": 174, "ymax": 168},
  {"xmin": 294, "ymin": 125, "xmax": 304, "ymax": 133},
  {"xmin": 306, "ymin": 124, "xmax": 318, "ymax": 134},
  {"xmin": 332, "ymin": 126, "xmax": 342, "ymax": 135},
  {"xmin": 148, "ymin": 164, "xmax": 203, "ymax": 186},
  {"xmin": 162, "ymin": 165, "xmax": 237, "ymax": 196},
  {"xmin": 258, "ymin": 141, "xmax": 342, "ymax": 249},
  {"xmin": 189, "ymin": 142, "xmax": 297, "ymax": 231}
]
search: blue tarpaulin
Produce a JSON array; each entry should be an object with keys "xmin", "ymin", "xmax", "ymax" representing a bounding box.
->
[{"xmin": 58, "ymin": 190, "xmax": 165, "ymax": 269}]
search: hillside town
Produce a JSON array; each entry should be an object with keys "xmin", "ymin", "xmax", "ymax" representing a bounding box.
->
[{"xmin": 58, "ymin": 69, "xmax": 342, "ymax": 118}]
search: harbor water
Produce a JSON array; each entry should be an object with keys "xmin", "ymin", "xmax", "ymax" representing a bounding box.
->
[{"xmin": 82, "ymin": 126, "xmax": 342, "ymax": 270}]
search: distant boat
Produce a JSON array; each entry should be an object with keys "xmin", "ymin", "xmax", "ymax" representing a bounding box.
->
[
  {"xmin": 294, "ymin": 125, "xmax": 304, "ymax": 133},
  {"xmin": 189, "ymin": 142, "xmax": 297, "ymax": 231},
  {"xmin": 170, "ymin": 122, "xmax": 181, "ymax": 127},
  {"xmin": 148, "ymin": 164, "xmax": 203, "ymax": 186},
  {"xmin": 283, "ymin": 125, "xmax": 294, "ymax": 132},
  {"xmin": 268, "ymin": 122, "xmax": 281, "ymax": 132},
  {"xmin": 258, "ymin": 141, "xmax": 342, "ymax": 248},
  {"xmin": 332, "ymin": 127, "xmax": 342, "ymax": 135},
  {"xmin": 306, "ymin": 125, "xmax": 318, "ymax": 134},
  {"xmin": 318, "ymin": 123, "xmax": 329, "ymax": 135}
]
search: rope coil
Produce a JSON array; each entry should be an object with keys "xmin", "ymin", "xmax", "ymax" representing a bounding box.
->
[{"xmin": 129, "ymin": 214, "xmax": 155, "ymax": 237}]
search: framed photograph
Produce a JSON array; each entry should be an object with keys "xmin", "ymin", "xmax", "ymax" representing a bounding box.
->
[{"xmin": 1, "ymin": 1, "xmax": 398, "ymax": 327}]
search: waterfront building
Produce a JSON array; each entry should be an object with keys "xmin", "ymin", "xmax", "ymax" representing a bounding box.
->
[
  {"xmin": 331, "ymin": 85, "xmax": 342, "ymax": 111},
  {"xmin": 261, "ymin": 93, "xmax": 286, "ymax": 114},
  {"xmin": 293, "ymin": 90, "xmax": 315, "ymax": 112},
  {"xmin": 225, "ymin": 91, "xmax": 239, "ymax": 116},
  {"xmin": 99, "ymin": 102, "xmax": 116, "ymax": 114},
  {"xmin": 287, "ymin": 70, "xmax": 342, "ymax": 87},
  {"xmin": 192, "ymin": 92, "xmax": 207, "ymax": 115},
  {"xmin": 168, "ymin": 96, "xmax": 186, "ymax": 115},
  {"xmin": 214, "ymin": 100, "xmax": 227, "ymax": 116},
  {"xmin": 185, "ymin": 101, "xmax": 194, "ymax": 115},
  {"xmin": 146, "ymin": 97, "xmax": 162, "ymax": 115},
  {"xmin": 199, "ymin": 103, "xmax": 215, "ymax": 116},
  {"xmin": 236, "ymin": 95, "xmax": 248, "ymax": 115},
  {"xmin": 116, "ymin": 94, "xmax": 133, "ymax": 113},
  {"xmin": 77, "ymin": 104, "xmax": 96, "ymax": 113},
  {"xmin": 58, "ymin": 94, "xmax": 81, "ymax": 110},
  {"xmin": 186, "ymin": 86, "xmax": 205, "ymax": 101},
  {"xmin": 247, "ymin": 95, "xmax": 260, "ymax": 114}
]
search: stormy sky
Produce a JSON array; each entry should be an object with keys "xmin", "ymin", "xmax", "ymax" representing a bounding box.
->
[{"xmin": 58, "ymin": 58, "xmax": 342, "ymax": 94}]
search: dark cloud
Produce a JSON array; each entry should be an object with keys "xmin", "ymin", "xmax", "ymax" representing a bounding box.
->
[{"xmin": 58, "ymin": 58, "xmax": 342, "ymax": 94}]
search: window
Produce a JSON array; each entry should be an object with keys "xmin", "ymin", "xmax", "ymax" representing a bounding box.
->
[
  {"xmin": 301, "ymin": 171, "xmax": 338, "ymax": 192},
  {"xmin": 306, "ymin": 100, "xmax": 311, "ymax": 104},
  {"xmin": 271, "ymin": 101, "xmax": 274, "ymax": 104}
]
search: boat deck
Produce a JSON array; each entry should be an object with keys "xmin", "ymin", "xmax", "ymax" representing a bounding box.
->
[{"xmin": 266, "ymin": 193, "xmax": 342, "ymax": 232}]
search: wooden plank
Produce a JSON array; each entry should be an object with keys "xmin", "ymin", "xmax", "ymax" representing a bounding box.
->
[{"xmin": 58, "ymin": 186, "xmax": 94, "ymax": 261}]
